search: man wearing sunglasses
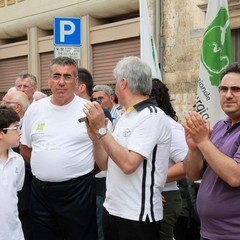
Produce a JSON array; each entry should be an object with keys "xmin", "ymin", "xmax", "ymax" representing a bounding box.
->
[{"xmin": 184, "ymin": 62, "xmax": 240, "ymax": 240}]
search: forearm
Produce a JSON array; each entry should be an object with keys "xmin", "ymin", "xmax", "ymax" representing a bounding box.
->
[
  {"xmin": 184, "ymin": 148, "xmax": 204, "ymax": 181},
  {"xmin": 92, "ymin": 139, "xmax": 108, "ymax": 170},
  {"xmin": 20, "ymin": 144, "xmax": 32, "ymax": 163},
  {"xmin": 198, "ymin": 140, "xmax": 240, "ymax": 187},
  {"xmin": 166, "ymin": 162, "xmax": 185, "ymax": 183},
  {"xmin": 99, "ymin": 132, "xmax": 144, "ymax": 174}
]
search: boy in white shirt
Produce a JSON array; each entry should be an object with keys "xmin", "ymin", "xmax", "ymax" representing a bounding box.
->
[{"xmin": 0, "ymin": 106, "xmax": 25, "ymax": 240}]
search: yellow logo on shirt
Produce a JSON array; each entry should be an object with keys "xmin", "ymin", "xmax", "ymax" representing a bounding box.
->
[{"xmin": 36, "ymin": 122, "xmax": 45, "ymax": 131}]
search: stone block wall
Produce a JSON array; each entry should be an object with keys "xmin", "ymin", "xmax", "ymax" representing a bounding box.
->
[{"xmin": 162, "ymin": 0, "xmax": 206, "ymax": 121}]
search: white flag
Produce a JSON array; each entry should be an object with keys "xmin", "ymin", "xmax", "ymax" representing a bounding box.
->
[
  {"xmin": 196, "ymin": 0, "xmax": 233, "ymax": 126},
  {"xmin": 140, "ymin": 0, "xmax": 162, "ymax": 80}
]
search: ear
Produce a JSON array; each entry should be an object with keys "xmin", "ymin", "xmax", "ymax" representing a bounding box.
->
[
  {"xmin": 15, "ymin": 103, "xmax": 22, "ymax": 114},
  {"xmin": 78, "ymin": 83, "xmax": 86, "ymax": 93},
  {"xmin": 121, "ymin": 78, "xmax": 127, "ymax": 89},
  {"xmin": 110, "ymin": 95, "xmax": 115, "ymax": 102},
  {"xmin": 0, "ymin": 130, "xmax": 4, "ymax": 139}
]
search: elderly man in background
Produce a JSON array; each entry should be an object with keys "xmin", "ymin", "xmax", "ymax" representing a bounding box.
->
[
  {"xmin": 92, "ymin": 84, "xmax": 121, "ymax": 130},
  {"xmin": 15, "ymin": 72, "xmax": 37, "ymax": 104}
]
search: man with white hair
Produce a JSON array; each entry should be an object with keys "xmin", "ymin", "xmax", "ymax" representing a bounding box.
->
[{"xmin": 84, "ymin": 56, "xmax": 171, "ymax": 240}]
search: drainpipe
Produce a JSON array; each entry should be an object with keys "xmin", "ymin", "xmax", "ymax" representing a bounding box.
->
[{"xmin": 158, "ymin": 0, "xmax": 164, "ymax": 80}]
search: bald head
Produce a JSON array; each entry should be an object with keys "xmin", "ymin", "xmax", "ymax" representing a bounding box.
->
[{"xmin": 1, "ymin": 91, "xmax": 30, "ymax": 118}]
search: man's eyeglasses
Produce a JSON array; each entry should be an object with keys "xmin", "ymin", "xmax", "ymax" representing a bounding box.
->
[
  {"xmin": 50, "ymin": 74, "xmax": 75, "ymax": 82},
  {"xmin": 218, "ymin": 85, "xmax": 240, "ymax": 96},
  {"xmin": 2, "ymin": 125, "xmax": 21, "ymax": 131}
]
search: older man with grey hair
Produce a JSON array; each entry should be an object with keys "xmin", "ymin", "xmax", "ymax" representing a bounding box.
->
[
  {"xmin": 84, "ymin": 56, "xmax": 171, "ymax": 240},
  {"xmin": 92, "ymin": 84, "xmax": 121, "ymax": 130}
]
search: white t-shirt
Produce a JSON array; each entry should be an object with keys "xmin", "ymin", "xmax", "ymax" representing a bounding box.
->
[
  {"xmin": 163, "ymin": 116, "xmax": 188, "ymax": 191},
  {"xmin": 0, "ymin": 148, "xmax": 25, "ymax": 240},
  {"xmin": 21, "ymin": 95, "xmax": 94, "ymax": 182},
  {"xmin": 103, "ymin": 99, "xmax": 171, "ymax": 222}
]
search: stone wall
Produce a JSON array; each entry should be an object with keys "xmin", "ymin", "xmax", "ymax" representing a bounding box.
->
[{"xmin": 162, "ymin": 0, "xmax": 206, "ymax": 122}]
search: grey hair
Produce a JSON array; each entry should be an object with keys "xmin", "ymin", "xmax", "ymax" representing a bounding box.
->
[
  {"xmin": 113, "ymin": 56, "xmax": 152, "ymax": 95},
  {"xmin": 15, "ymin": 71, "xmax": 38, "ymax": 87},
  {"xmin": 48, "ymin": 57, "xmax": 78, "ymax": 77},
  {"xmin": 93, "ymin": 85, "xmax": 114, "ymax": 97}
]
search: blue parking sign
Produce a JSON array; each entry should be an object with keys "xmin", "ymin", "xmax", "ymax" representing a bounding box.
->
[{"xmin": 54, "ymin": 17, "xmax": 81, "ymax": 46}]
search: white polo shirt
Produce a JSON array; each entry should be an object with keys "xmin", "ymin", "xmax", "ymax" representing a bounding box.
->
[
  {"xmin": 163, "ymin": 116, "xmax": 188, "ymax": 191},
  {"xmin": 0, "ymin": 148, "xmax": 25, "ymax": 240},
  {"xmin": 103, "ymin": 98, "xmax": 171, "ymax": 222},
  {"xmin": 21, "ymin": 95, "xmax": 94, "ymax": 182}
]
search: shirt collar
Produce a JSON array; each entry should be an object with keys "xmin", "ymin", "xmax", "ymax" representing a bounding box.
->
[{"xmin": 132, "ymin": 97, "xmax": 157, "ymax": 112}]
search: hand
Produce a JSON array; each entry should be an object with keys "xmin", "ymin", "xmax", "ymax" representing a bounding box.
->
[
  {"xmin": 183, "ymin": 126, "xmax": 198, "ymax": 151},
  {"xmin": 184, "ymin": 111, "xmax": 211, "ymax": 146},
  {"xmin": 162, "ymin": 195, "xmax": 166, "ymax": 207},
  {"xmin": 83, "ymin": 101, "xmax": 106, "ymax": 133}
]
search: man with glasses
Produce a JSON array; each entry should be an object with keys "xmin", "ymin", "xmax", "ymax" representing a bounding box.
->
[
  {"xmin": 15, "ymin": 72, "xmax": 37, "ymax": 104},
  {"xmin": 20, "ymin": 56, "xmax": 98, "ymax": 240},
  {"xmin": 184, "ymin": 62, "xmax": 240, "ymax": 240}
]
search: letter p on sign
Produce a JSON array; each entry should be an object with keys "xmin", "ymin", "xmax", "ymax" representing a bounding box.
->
[{"xmin": 54, "ymin": 17, "xmax": 81, "ymax": 46}]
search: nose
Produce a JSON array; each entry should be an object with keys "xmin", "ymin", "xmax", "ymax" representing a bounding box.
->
[{"xmin": 225, "ymin": 89, "xmax": 234, "ymax": 98}]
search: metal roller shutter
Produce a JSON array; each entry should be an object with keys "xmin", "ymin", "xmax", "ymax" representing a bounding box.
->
[
  {"xmin": 92, "ymin": 37, "xmax": 140, "ymax": 85},
  {"xmin": 0, "ymin": 56, "xmax": 28, "ymax": 93},
  {"xmin": 40, "ymin": 51, "xmax": 54, "ymax": 95}
]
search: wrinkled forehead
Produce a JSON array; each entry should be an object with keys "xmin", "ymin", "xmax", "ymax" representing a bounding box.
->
[{"xmin": 16, "ymin": 77, "xmax": 32, "ymax": 86}]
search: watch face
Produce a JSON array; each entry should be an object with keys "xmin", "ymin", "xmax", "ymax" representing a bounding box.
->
[{"xmin": 99, "ymin": 128, "xmax": 107, "ymax": 135}]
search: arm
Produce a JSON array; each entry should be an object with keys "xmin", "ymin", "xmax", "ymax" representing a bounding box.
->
[
  {"xmin": 186, "ymin": 111, "xmax": 240, "ymax": 187},
  {"xmin": 183, "ymin": 112, "xmax": 205, "ymax": 181},
  {"xmin": 197, "ymin": 139, "xmax": 240, "ymax": 187},
  {"xmin": 20, "ymin": 144, "xmax": 32, "ymax": 163},
  {"xmin": 97, "ymin": 131, "xmax": 145, "ymax": 174},
  {"xmin": 166, "ymin": 161, "xmax": 185, "ymax": 183},
  {"xmin": 84, "ymin": 102, "xmax": 147, "ymax": 174}
]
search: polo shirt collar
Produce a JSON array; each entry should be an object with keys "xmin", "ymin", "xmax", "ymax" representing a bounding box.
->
[{"xmin": 133, "ymin": 97, "xmax": 157, "ymax": 112}]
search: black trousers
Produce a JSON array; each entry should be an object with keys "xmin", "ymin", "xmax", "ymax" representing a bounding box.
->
[
  {"xmin": 30, "ymin": 172, "xmax": 98, "ymax": 240},
  {"xmin": 103, "ymin": 208, "xmax": 161, "ymax": 240}
]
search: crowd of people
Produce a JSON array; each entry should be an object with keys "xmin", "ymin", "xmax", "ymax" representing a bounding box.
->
[{"xmin": 0, "ymin": 56, "xmax": 240, "ymax": 240}]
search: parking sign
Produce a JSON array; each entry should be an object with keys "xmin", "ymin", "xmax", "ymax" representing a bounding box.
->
[{"xmin": 54, "ymin": 17, "xmax": 81, "ymax": 46}]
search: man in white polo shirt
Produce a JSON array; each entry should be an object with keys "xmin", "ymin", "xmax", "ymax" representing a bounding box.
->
[
  {"xmin": 84, "ymin": 56, "xmax": 171, "ymax": 240},
  {"xmin": 20, "ymin": 56, "xmax": 98, "ymax": 240}
]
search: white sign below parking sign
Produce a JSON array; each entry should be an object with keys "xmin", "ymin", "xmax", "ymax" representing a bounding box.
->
[{"xmin": 54, "ymin": 46, "xmax": 80, "ymax": 60}]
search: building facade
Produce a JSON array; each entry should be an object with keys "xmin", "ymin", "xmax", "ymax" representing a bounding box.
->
[{"xmin": 0, "ymin": 0, "xmax": 239, "ymax": 120}]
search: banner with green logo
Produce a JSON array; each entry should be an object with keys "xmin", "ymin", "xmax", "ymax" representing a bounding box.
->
[{"xmin": 196, "ymin": 0, "xmax": 233, "ymax": 126}]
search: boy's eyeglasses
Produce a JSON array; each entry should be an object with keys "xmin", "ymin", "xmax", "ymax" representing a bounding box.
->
[{"xmin": 2, "ymin": 125, "xmax": 21, "ymax": 131}]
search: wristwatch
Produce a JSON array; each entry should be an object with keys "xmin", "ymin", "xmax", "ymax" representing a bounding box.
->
[{"xmin": 97, "ymin": 127, "xmax": 108, "ymax": 139}]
